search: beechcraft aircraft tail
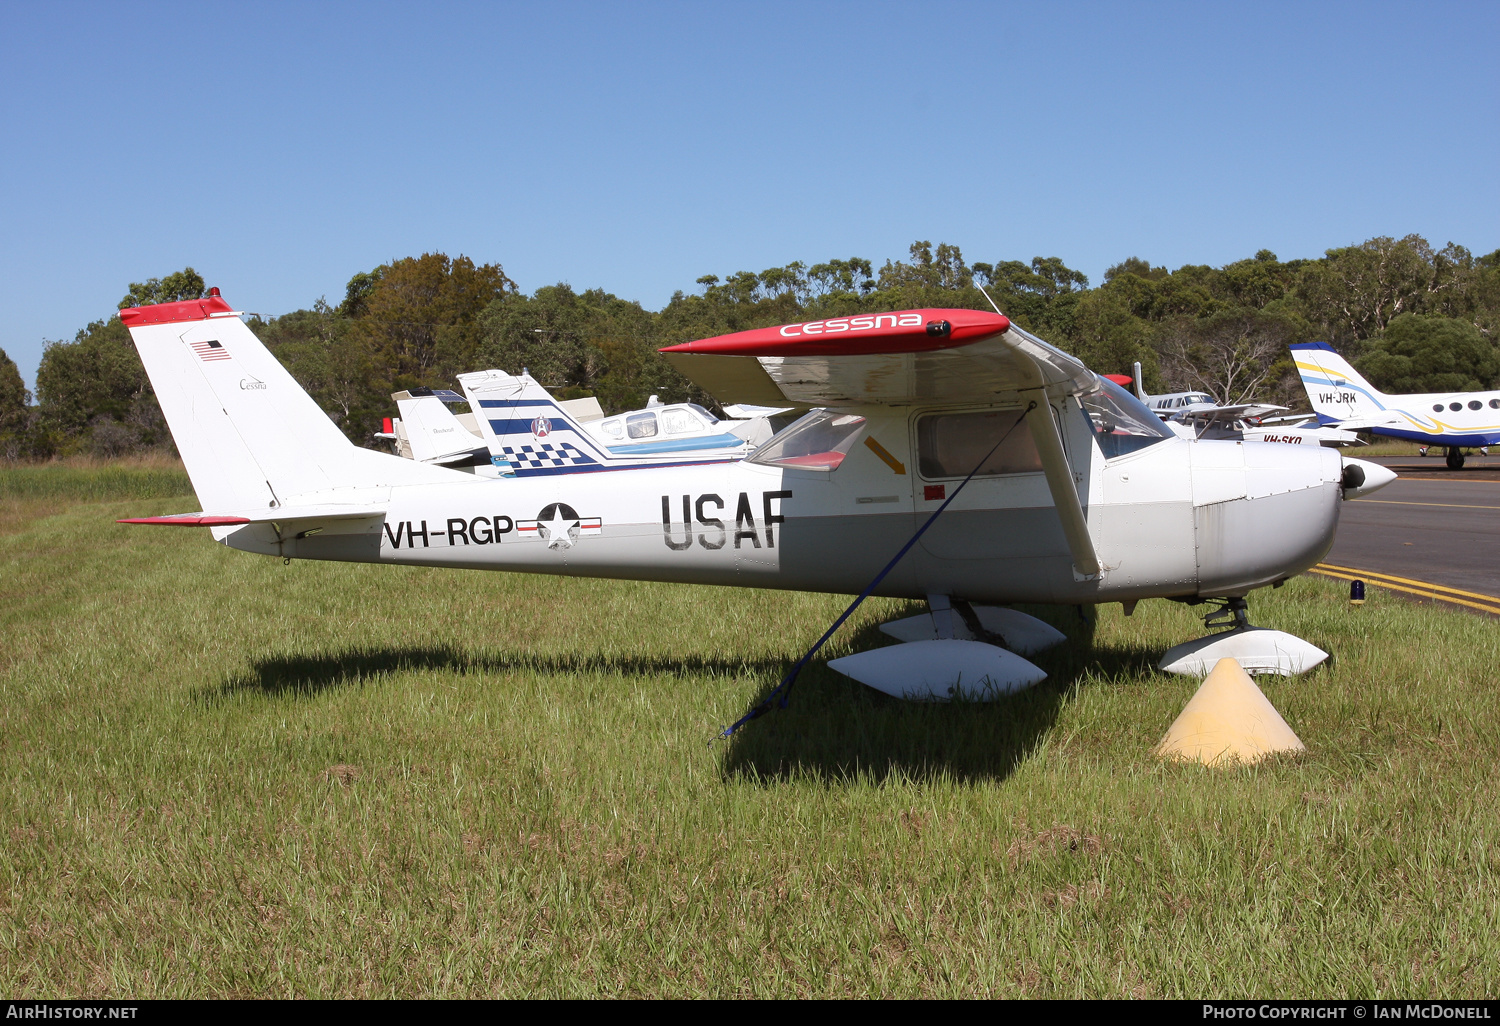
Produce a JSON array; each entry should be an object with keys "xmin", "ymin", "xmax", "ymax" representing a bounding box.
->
[
  {"xmin": 456, "ymin": 369, "xmax": 749, "ymax": 476},
  {"xmin": 1291, "ymin": 342, "xmax": 1500, "ymax": 468}
]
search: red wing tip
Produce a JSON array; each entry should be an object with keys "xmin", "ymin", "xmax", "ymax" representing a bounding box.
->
[
  {"xmin": 117, "ymin": 515, "xmax": 251, "ymax": 526},
  {"xmin": 119, "ymin": 293, "xmax": 237, "ymax": 326}
]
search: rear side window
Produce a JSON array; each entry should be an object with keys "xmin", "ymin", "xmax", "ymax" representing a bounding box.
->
[
  {"xmin": 749, "ymin": 409, "xmax": 866, "ymax": 471},
  {"xmin": 917, "ymin": 409, "xmax": 1041, "ymax": 479}
]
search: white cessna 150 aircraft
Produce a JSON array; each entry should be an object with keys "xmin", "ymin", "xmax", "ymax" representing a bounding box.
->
[{"xmin": 117, "ymin": 291, "xmax": 1394, "ymax": 698}]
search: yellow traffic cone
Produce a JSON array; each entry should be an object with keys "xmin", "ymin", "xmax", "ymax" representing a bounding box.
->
[{"xmin": 1155, "ymin": 657, "xmax": 1306, "ymax": 767}]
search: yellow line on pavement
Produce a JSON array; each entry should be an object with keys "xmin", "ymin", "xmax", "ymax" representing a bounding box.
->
[
  {"xmin": 1309, "ymin": 564, "xmax": 1500, "ymax": 615},
  {"xmin": 1318, "ymin": 563, "xmax": 1500, "ymax": 602}
]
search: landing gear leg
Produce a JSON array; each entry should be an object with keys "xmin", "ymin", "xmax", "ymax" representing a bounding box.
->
[
  {"xmin": 1447, "ymin": 447, "xmax": 1466, "ymax": 470},
  {"xmin": 1202, "ymin": 596, "xmax": 1251, "ymax": 632}
]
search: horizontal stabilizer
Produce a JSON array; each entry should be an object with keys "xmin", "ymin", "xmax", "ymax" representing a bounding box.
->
[{"xmin": 119, "ymin": 504, "xmax": 385, "ymax": 527}]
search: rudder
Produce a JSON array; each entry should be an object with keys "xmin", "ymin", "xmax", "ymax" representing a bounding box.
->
[
  {"xmin": 1289, "ymin": 342, "xmax": 1388, "ymax": 424},
  {"xmin": 122, "ymin": 290, "xmax": 463, "ymax": 512}
]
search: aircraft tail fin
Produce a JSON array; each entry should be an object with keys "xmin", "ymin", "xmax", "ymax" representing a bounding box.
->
[
  {"xmin": 457, "ymin": 369, "xmax": 615, "ymax": 476},
  {"xmin": 392, "ymin": 390, "xmax": 488, "ymax": 464},
  {"xmin": 121, "ymin": 291, "xmax": 465, "ymax": 513},
  {"xmin": 1288, "ymin": 342, "xmax": 1388, "ymax": 425}
]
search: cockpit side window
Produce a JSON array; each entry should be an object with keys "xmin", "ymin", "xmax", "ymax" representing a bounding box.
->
[
  {"xmin": 626, "ymin": 412, "xmax": 659, "ymax": 439},
  {"xmin": 660, "ymin": 407, "xmax": 702, "ymax": 435}
]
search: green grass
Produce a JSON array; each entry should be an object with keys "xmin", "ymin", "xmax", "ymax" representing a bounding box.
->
[
  {"xmin": 0, "ymin": 457, "xmax": 192, "ymax": 535},
  {"xmin": 2, "ymin": 465, "xmax": 1498, "ymax": 997}
]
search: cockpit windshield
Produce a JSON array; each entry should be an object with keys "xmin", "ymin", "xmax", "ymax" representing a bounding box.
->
[{"xmin": 1082, "ymin": 378, "xmax": 1174, "ymax": 459}]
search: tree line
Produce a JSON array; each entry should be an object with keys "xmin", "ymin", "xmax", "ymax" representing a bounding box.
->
[{"xmin": 3, "ymin": 234, "xmax": 1497, "ymax": 461}]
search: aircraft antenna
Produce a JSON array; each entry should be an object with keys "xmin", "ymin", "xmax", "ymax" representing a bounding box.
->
[{"xmin": 975, "ymin": 282, "xmax": 1005, "ymax": 317}]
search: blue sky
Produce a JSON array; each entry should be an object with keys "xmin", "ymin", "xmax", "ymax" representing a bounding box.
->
[{"xmin": 2, "ymin": 0, "xmax": 1496, "ymax": 392}]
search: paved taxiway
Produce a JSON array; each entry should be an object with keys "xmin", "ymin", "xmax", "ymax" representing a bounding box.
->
[{"xmin": 1319, "ymin": 455, "xmax": 1500, "ymax": 612}]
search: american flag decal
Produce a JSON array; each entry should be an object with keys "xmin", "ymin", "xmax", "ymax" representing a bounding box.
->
[{"xmin": 189, "ymin": 339, "xmax": 231, "ymax": 362}]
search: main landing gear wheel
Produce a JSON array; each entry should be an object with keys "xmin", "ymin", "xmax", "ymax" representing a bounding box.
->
[
  {"xmin": 1446, "ymin": 447, "xmax": 1466, "ymax": 470},
  {"xmin": 1158, "ymin": 597, "xmax": 1329, "ymax": 677}
]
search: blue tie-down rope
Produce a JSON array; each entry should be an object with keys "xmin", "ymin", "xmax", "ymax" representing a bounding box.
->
[{"xmin": 715, "ymin": 402, "xmax": 1037, "ymax": 741}]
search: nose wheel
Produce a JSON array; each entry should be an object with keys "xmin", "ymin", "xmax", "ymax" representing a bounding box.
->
[{"xmin": 1447, "ymin": 447, "xmax": 1466, "ymax": 470}]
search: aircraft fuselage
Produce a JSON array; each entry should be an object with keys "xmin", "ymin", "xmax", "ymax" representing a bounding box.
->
[{"xmin": 220, "ymin": 404, "xmax": 1346, "ymax": 604}]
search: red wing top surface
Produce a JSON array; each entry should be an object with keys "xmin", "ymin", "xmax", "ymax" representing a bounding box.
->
[{"xmin": 659, "ymin": 308, "xmax": 1096, "ymax": 407}]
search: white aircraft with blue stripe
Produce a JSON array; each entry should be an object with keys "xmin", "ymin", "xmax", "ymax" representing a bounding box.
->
[
  {"xmin": 1291, "ymin": 342, "xmax": 1500, "ymax": 469},
  {"xmin": 456, "ymin": 369, "xmax": 760, "ymax": 477}
]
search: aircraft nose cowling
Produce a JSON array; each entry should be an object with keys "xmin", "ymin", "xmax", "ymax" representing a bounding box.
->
[
  {"xmin": 1193, "ymin": 442, "xmax": 1342, "ymax": 596},
  {"xmin": 1340, "ymin": 457, "xmax": 1396, "ymax": 499}
]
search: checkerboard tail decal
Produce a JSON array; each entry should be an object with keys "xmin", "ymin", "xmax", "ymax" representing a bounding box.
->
[{"xmin": 498, "ymin": 442, "xmax": 599, "ymax": 471}]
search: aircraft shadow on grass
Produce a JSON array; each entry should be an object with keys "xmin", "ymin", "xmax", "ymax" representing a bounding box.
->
[
  {"xmin": 719, "ymin": 605, "xmax": 1161, "ymax": 785},
  {"xmin": 207, "ymin": 603, "xmax": 1162, "ymax": 785}
]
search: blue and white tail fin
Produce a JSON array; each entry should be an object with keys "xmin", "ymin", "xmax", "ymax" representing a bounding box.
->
[
  {"xmin": 457, "ymin": 369, "xmax": 617, "ymax": 476},
  {"xmin": 1289, "ymin": 343, "xmax": 1390, "ymax": 425},
  {"xmin": 458, "ymin": 369, "xmax": 752, "ymax": 476},
  {"xmin": 122, "ymin": 291, "xmax": 465, "ymax": 513}
]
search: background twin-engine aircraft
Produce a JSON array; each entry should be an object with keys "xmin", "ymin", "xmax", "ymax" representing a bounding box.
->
[
  {"xmin": 118, "ymin": 291, "xmax": 1395, "ymax": 698},
  {"xmin": 1292, "ymin": 343, "xmax": 1500, "ymax": 469}
]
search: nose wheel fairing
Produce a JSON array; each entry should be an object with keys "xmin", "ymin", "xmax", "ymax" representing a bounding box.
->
[
  {"xmin": 1158, "ymin": 626, "xmax": 1329, "ymax": 677},
  {"xmin": 1158, "ymin": 596, "xmax": 1329, "ymax": 677}
]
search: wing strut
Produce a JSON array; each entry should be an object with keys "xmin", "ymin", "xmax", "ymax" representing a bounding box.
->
[
  {"xmin": 715, "ymin": 404, "xmax": 1038, "ymax": 740},
  {"xmin": 1024, "ymin": 397, "xmax": 1100, "ymax": 578}
]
